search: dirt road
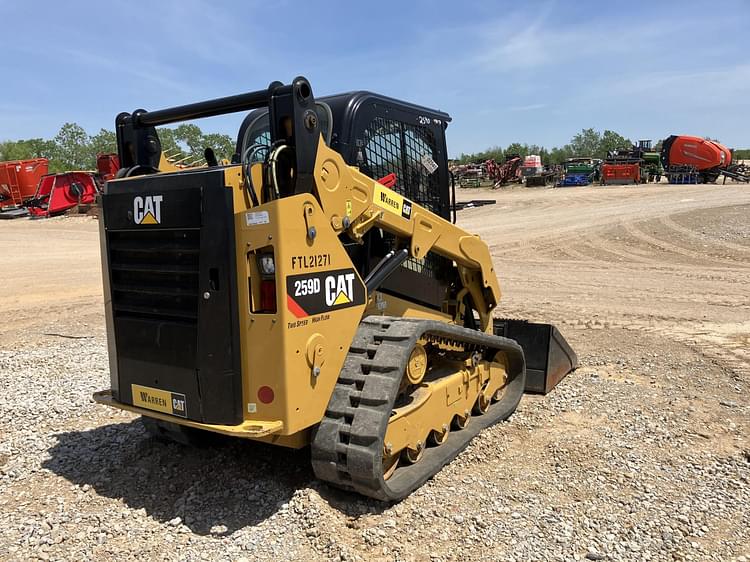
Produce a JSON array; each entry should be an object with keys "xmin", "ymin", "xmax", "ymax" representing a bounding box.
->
[
  {"xmin": 459, "ymin": 183, "xmax": 750, "ymax": 375},
  {"xmin": 0, "ymin": 182, "xmax": 748, "ymax": 561}
]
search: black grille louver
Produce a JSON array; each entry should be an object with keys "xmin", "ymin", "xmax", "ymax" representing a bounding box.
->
[{"xmin": 109, "ymin": 229, "xmax": 200, "ymax": 324}]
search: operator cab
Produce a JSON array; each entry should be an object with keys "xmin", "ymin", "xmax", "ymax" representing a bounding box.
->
[
  {"xmin": 236, "ymin": 92, "xmax": 456, "ymax": 312},
  {"xmin": 236, "ymin": 92, "xmax": 452, "ymax": 220}
]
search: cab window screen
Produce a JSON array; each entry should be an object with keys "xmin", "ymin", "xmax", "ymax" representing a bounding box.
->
[{"xmin": 360, "ymin": 117, "xmax": 442, "ymax": 214}]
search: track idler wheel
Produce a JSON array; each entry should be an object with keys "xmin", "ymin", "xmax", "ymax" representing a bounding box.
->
[
  {"xmin": 490, "ymin": 352, "xmax": 509, "ymax": 404},
  {"xmin": 406, "ymin": 343, "xmax": 428, "ymax": 385},
  {"xmin": 473, "ymin": 390, "xmax": 491, "ymax": 415}
]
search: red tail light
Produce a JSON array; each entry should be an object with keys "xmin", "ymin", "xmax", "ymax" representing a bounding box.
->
[{"xmin": 260, "ymin": 280, "xmax": 277, "ymax": 312}]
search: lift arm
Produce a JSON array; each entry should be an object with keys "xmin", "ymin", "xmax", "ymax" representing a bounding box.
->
[{"xmin": 312, "ymin": 139, "xmax": 501, "ymax": 331}]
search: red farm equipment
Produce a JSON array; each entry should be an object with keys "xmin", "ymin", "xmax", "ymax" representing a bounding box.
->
[
  {"xmin": 661, "ymin": 135, "xmax": 732, "ymax": 184},
  {"xmin": 0, "ymin": 154, "xmax": 113, "ymax": 219},
  {"xmin": 485, "ymin": 155, "xmax": 522, "ymax": 188},
  {"xmin": 26, "ymin": 171, "xmax": 98, "ymax": 218},
  {"xmin": 0, "ymin": 158, "xmax": 49, "ymax": 208},
  {"xmin": 96, "ymin": 153, "xmax": 120, "ymax": 185},
  {"xmin": 601, "ymin": 161, "xmax": 640, "ymax": 185}
]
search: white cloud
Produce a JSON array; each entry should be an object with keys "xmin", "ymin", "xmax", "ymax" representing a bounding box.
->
[
  {"xmin": 59, "ymin": 47, "xmax": 193, "ymax": 94},
  {"xmin": 509, "ymin": 103, "xmax": 547, "ymax": 112},
  {"xmin": 474, "ymin": 19, "xmax": 667, "ymax": 74}
]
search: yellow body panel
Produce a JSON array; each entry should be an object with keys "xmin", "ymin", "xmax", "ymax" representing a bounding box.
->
[
  {"xmin": 232, "ymin": 193, "xmax": 367, "ymax": 435},
  {"xmin": 213, "ymin": 165, "xmax": 369, "ymax": 437}
]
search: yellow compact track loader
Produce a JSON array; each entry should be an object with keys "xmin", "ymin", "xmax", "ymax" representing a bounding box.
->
[{"xmin": 94, "ymin": 77, "xmax": 576, "ymax": 500}]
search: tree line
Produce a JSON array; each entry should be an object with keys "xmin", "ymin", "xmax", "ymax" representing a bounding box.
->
[
  {"xmin": 456, "ymin": 128, "xmax": 750, "ymax": 165},
  {"xmin": 454, "ymin": 128, "xmax": 635, "ymax": 165},
  {"xmin": 0, "ymin": 123, "xmax": 234, "ymax": 173}
]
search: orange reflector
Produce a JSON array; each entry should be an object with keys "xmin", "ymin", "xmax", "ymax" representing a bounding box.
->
[{"xmin": 258, "ymin": 386, "xmax": 274, "ymax": 404}]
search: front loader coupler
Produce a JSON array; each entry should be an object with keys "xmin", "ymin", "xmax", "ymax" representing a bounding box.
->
[{"xmin": 493, "ymin": 319, "xmax": 578, "ymax": 394}]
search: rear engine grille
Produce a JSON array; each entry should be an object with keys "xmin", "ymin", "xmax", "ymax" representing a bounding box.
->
[{"xmin": 109, "ymin": 229, "xmax": 200, "ymax": 324}]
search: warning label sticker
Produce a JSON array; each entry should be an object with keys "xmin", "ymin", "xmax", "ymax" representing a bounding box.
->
[
  {"xmin": 420, "ymin": 153, "xmax": 439, "ymax": 174},
  {"xmin": 246, "ymin": 211, "xmax": 270, "ymax": 226}
]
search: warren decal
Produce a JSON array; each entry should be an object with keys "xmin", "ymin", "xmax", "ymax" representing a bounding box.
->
[
  {"xmin": 131, "ymin": 384, "xmax": 187, "ymax": 418},
  {"xmin": 373, "ymin": 184, "xmax": 412, "ymax": 219}
]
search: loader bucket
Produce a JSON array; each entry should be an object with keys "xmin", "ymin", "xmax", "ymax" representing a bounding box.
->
[{"xmin": 493, "ymin": 319, "xmax": 578, "ymax": 394}]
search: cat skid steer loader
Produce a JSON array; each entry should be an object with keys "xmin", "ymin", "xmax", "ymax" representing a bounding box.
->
[{"xmin": 93, "ymin": 77, "xmax": 576, "ymax": 500}]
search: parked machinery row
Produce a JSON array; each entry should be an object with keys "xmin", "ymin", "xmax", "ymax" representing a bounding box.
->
[{"xmin": 451, "ymin": 133, "xmax": 746, "ymax": 190}]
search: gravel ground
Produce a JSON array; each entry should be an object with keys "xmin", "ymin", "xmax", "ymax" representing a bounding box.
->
[{"xmin": 0, "ymin": 183, "xmax": 749, "ymax": 561}]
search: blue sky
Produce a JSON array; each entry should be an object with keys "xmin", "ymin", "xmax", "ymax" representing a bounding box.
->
[{"xmin": 1, "ymin": 0, "xmax": 748, "ymax": 156}]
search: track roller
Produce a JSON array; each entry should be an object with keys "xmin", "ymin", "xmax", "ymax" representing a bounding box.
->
[
  {"xmin": 453, "ymin": 410, "xmax": 471, "ymax": 430},
  {"xmin": 403, "ymin": 440, "xmax": 425, "ymax": 464},
  {"xmin": 429, "ymin": 424, "xmax": 450, "ymax": 446}
]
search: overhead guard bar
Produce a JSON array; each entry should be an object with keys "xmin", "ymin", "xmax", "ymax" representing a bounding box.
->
[{"xmin": 131, "ymin": 82, "xmax": 284, "ymax": 128}]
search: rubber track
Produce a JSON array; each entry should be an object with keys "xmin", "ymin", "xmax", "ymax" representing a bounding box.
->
[{"xmin": 311, "ymin": 316, "xmax": 526, "ymax": 501}]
